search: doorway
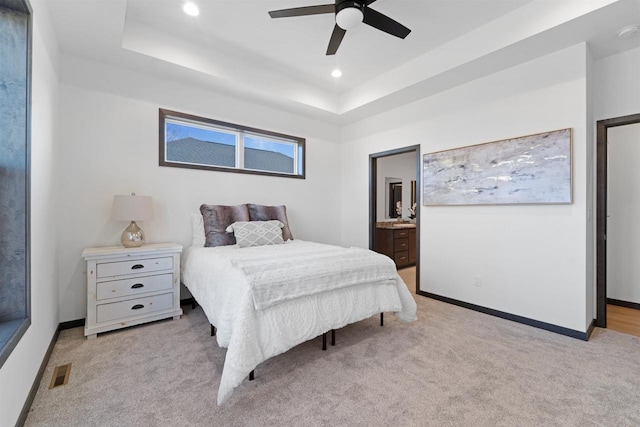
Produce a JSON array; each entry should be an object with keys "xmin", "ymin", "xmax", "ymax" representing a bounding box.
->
[
  {"xmin": 596, "ymin": 113, "xmax": 640, "ymax": 330},
  {"xmin": 369, "ymin": 145, "xmax": 421, "ymax": 293}
]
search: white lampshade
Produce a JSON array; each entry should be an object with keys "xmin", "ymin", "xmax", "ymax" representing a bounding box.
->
[
  {"xmin": 112, "ymin": 194, "xmax": 153, "ymax": 221},
  {"xmin": 336, "ymin": 7, "xmax": 363, "ymax": 31}
]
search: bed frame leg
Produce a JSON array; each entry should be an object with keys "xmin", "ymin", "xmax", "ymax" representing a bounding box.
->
[
  {"xmin": 331, "ymin": 329, "xmax": 335, "ymax": 346},
  {"xmin": 191, "ymin": 298, "xmax": 197, "ymax": 309},
  {"xmin": 211, "ymin": 325, "xmax": 216, "ymax": 336},
  {"xmin": 380, "ymin": 313, "xmax": 384, "ymax": 327},
  {"xmin": 249, "ymin": 370, "xmax": 254, "ymax": 381},
  {"xmin": 322, "ymin": 332, "xmax": 327, "ymax": 351}
]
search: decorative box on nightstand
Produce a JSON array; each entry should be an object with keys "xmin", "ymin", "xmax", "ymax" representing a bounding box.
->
[{"xmin": 82, "ymin": 243, "xmax": 183, "ymax": 339}]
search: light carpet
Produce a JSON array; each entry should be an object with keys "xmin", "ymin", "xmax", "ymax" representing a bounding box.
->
[{"xmin": 24, "ymin": 296, "xmax": 640, "ymax": 426}]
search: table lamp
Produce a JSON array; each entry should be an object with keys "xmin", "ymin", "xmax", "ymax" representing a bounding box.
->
[{"xmin": 111, "ymin": 193, "xmax": 153, "ymax": 248}]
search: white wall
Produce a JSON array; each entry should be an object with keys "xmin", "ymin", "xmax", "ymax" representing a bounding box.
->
[
  {"xmin": 593, "ymin": 47, "xmax": 640, "ymax": 308},
  {"xmin": 607, "ymin": 123, "xmax": 640, "ymax": 304},
  {"xmin": 56, "ymin": 55, "xmax": 342, "ymax": 322},
  {"xmin": 341, "ymin": 43, "xmax": 591, "ymax": 332},
  {"xmin": 585, "ymin": 47, "xmax": 595, "ymax": 328},
  {"xmin": 376, "ymin": 151, "xmax": 417, "ymax": 221},
  {"xmin": 594, "ymin": 47, "xmax": 640, "ymax": 121},
  {"xmin": 0, "ymin": 1, "xmax": 60, "ymax": 425}
]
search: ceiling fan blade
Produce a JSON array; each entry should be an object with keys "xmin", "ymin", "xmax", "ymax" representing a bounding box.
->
[
  {"xmin": 326, "ymin": 24, "xmax": 347, "ymax": 55},
  {"xmin": 363, "ymin": 0, "xmax": 377, "ymax": 5},
  {"xmin": 362, "ymin": 7, "xmax": 411, "ymax": 39},
  {"xmin": 269, "ymin": 4, "xmax": 335, "ymax": 19}
]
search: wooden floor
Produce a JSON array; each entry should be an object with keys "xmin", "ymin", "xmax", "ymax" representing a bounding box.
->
[
  {"xmin": 607, "ymin": 304, "xmax": 640, "ymax": 337},
  {"xmin": 398, "ymin": 266, "xmax": 416, "ymax": 293}
]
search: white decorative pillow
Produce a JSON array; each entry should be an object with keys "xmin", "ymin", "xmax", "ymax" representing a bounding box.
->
[
  {"xmin": 225, "ymin": 220, "xmax": 285, "ymax": 248},
  {"xmin": 191, "ymin": 212, "xmax": 206, "ymax": 247}
]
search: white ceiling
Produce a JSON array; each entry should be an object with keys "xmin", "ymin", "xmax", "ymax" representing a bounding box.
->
[
  {"xmin": 123, "ymin": 0, "xmax": 530, "ymax": 92},
  {"xmin": 46, "ymin": 0, "xmax": 640, "ymax": 124}
]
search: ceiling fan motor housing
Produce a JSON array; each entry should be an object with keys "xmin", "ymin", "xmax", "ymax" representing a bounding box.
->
[{"xmin": 336, "ymin": 0, "xmax": 365, "ymax": 14}]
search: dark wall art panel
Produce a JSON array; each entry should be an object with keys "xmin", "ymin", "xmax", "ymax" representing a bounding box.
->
[{"xmin": 0, "ymin": 0, "xmax": 31, "ymax": 368}]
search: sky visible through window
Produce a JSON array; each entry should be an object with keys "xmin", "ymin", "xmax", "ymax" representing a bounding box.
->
[{"xmin": 167, "ymin": 122, "xmax": 294, "ymax": 158}]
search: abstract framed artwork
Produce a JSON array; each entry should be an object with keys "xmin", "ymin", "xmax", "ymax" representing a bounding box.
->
[{"xmin": 423, "ymin": 128, "xmax": 572, "ymax": 205}]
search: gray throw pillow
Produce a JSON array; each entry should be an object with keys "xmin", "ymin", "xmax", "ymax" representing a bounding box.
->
[
  {"xmin": 247, "ymin": 204, "xmax": 294, "ymax": 241},
  {"xmin": 200, "ymin": 204, "xmax": 250, "ymax": 247}
]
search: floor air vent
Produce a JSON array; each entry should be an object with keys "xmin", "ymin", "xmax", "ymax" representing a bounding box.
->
[{"xmin": 49, "ymin": 363, "xmax": 72, "ymax": 389}]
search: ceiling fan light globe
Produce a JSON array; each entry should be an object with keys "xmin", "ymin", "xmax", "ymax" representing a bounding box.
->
[{"xmin": 336, "ymin": 7, "xmax": 363, "ymax": 31}]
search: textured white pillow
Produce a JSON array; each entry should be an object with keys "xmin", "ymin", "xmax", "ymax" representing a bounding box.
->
[
  {"xmin": 191, "ymin": 212, "xmax": 206, "ymax": 247},
  {"xmin": 225, "ymin": 220, "xmax": 284, "ymax": 248}
]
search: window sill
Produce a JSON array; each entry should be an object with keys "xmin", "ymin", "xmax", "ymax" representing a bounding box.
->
[{"xmin": 0, "ymin": 318, "xmax": 30, "ymax": 369}]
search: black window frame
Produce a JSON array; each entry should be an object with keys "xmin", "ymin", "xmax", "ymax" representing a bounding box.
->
[{"xmin": 159, "ymin": 109, "xmax": 306, "ymax": 179}]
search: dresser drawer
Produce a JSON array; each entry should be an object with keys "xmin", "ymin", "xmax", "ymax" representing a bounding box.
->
[
  {"xmin": 394, "ymin": 229, "xmax": 410, "ymax": 239},
  {"xmin": 96, "ymin": 293, "xmax": 174, "ymax": 324},
  {"xmin": 394, "ymin": 238, "xmax": 409, "ymax": 251},
  {"xmin": 96, "ymin": 273, "xmax": 173, "ymax": 300},
  {"xmin": 394, "ymin": 251, "xmax": 409, "ymax": 267},
  {"xmin": 97, "ymin": 257, "xmax": 173, "ymax": 278}
]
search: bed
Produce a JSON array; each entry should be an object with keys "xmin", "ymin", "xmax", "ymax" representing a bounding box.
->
[{"xmin": 181, "ymin": 204, "xmax": 417, "ymax": 404}]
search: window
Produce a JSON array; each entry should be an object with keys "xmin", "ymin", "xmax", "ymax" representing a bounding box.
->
[
  {"xmin": 0, "ymin": 0, "xmax": 31, "ymax": 369},
  {"xmin": 159, "ymin": 109, "xmax": 305, "ymax": 179}
]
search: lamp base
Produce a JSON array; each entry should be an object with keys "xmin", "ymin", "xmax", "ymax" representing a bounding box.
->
[{"xmin": 121, "ymin": 221, "xmax": 145, "ymax": 248}]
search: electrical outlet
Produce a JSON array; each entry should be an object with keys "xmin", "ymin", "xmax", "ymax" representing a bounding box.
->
[{"xmin": 474, "ymin": 275, "xmax": 483, "ymax": 287}]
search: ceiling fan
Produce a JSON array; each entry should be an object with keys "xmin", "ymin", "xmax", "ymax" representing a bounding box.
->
[{"xmin": 268, "ymin": 0, "xmax": 411, "ymax": 55}]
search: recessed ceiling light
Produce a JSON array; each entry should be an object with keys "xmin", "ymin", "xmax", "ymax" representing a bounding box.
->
[
  {"xmin": 331, "ymin": 69, "xmax": 342, "ymax": 78},
  {"xmin": 183, "ymin": 2, "xmax": 199, "ymax": 17},
  {"xmin": 617, "ymin": 24, "xmax": 639, "ymax": 39}
]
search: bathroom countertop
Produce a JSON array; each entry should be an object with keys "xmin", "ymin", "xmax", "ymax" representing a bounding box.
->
[{"xmin": 376, "ymin": 222, "xmax": 416, "ymax": 229}]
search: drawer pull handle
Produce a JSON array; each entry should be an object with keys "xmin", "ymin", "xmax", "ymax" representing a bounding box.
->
[
  {"xmin": 131, "ymin": 304, "xmax": 144, "ymax": 310},
  {"xmin": 131, "ymin": 264, "xmax": 144, "ymax": 270},
  {"xmin": 131, "ymin": 283, "xmax": 144, "ymax": 289}
]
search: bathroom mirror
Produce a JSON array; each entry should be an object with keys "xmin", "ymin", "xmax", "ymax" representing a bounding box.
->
[
  {"xmin": 387, "ymin": 179, "xmax": 402, "ymax": 218},
  {"xmin": 411, "ymin": 180, "xmax": 416, "ymax": 207}
]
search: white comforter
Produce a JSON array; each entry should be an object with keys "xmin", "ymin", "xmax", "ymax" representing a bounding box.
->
[
  {"xmin": 181, "ymin": 240, "xmax": 417, "ymax": 404},
  {"xmin": 233, "ymin": 245, "xmax": 398, "ymax": 310}
]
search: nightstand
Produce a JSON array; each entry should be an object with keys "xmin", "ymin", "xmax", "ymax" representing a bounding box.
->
[{"xmin": 82, "ymin": 243, "xmax": 183, "ymax": 339}]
